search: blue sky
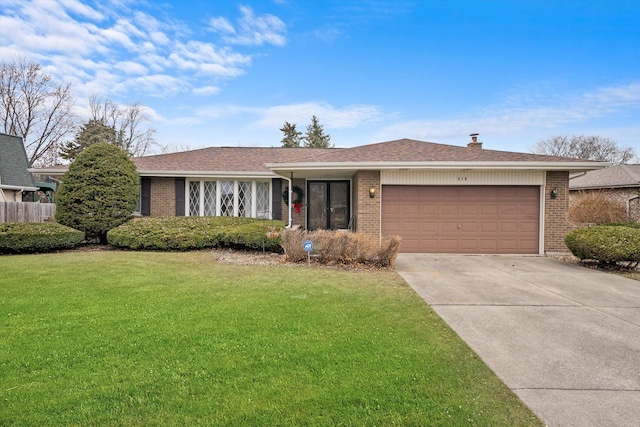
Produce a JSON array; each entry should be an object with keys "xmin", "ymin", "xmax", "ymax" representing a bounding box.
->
[{"xmin": 1, "ymin": 0, "xmax": 639, "ymax": 154}]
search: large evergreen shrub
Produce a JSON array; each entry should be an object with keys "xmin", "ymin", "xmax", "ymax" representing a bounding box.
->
[
  {"xmin": 107, "ymin": 217, "xmax": 285, "ymax": 251},
  {"xmin": 565, "ymin": 225, "xmax": 640, "ymax": 265},
  {"xmin": 56, "ymin": 142, "xmax": 139, "ymax": 243}
]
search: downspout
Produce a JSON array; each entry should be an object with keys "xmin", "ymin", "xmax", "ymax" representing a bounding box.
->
[{"xmin": 283, "ymin": 173, "xmax": 293, "ymax": 228}]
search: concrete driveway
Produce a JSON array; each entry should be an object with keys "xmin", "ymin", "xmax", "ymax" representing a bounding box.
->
[{"xmin": 396, "ymin": 254, "xmax": 640, "ymax": 427}]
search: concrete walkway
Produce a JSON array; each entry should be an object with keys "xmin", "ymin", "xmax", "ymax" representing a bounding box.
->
[{"xmin": 396, "ymin": 254, "xmax": 640, "ymax": 427}]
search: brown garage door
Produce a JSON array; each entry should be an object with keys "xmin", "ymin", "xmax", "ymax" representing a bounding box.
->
[{"xmin": 382, "ymin": 185, "xmax": 540, "ymax": 254}]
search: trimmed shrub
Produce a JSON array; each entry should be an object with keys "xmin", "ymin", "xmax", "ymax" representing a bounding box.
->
[
  {"xmin": 567, "ymin": 191, "xmax": 627, "ymax": 225},
  {"xmin": 280, "ymin": 229, "xmax": 401, "ymax": 268},
  {"xmin": 0, "ymin": 223, "xmax": 84, "ymax": 254},
  {"xmin": 56, "ymin": 142, "xmax": 139, "ymax": 243},
  {"xmin": 565, "ymin": 225, "xmax": 640, "ymax": 265},
  {"xmin": 107, "ymin": 217, "xmax": 285, "ymax": 252}
]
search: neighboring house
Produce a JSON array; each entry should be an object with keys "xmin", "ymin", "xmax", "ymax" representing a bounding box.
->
[
  {"xmin": 0, "ymin": 133, "xmax": 38, "ymax": 202},
  {"xmin": 569, "ymin": 164, "xmax": 640, "ymax": 221},
  {"xmin": 35, "ymin": 136, "xmax": 607, "ymax": 254}
]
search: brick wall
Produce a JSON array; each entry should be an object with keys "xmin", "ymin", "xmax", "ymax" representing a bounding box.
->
[
  {"xmin": 569, "ymin": 187, "xmax": 640, "ymax": 222},
  {"xmin": 150, "ymin": 177, "xmax": 176, "ymax": 216},
  {"xmin": 544, "ymin": 171, "xmax": 572, "ymax": 253},
  {"xmin": 353, "ymin": 170, "xmax": 380, "ymax": 236}
]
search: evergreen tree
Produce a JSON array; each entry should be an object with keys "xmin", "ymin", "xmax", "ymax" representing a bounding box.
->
[
  {"xmin": 59, "ymin": 119, "xmax": 117, "ymax": 161},
  {"xmin": 280, "ymin": 121, "xmax": 302, "ymax": 147},
  {"xmin": 304, "ymin": 115, "xmax": 331, "ymax": 148},
  {"xmin": 56, "ymin": 142, "xmax": 139, "ymax": 243}
]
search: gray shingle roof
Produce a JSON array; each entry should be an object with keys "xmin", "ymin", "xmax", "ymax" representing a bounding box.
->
[
  {"xmin": 32, "ymin": 138, "xmax": 606, "ymax": 176},
  {"xmin": 279, "ymin": 138, "xmax": 598, "ymax": 163},
  {"xmin": 570, "ymin": 164, "xmax": 640, "ymax": 189},
  {"xmin": 132, "ymin": 146, "xmax": 333, "ymax": 173},
  {"xmin": 0, "ymin": 133, "xmax": 36, "ymax": 187},
  {"xmin": 133, "ymin": 139, "xmax": 599, "ymax": 173}
]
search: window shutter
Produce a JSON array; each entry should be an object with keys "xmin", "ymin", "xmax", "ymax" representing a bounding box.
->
[
  {"xmin": 175, "ymin": 178, "xmax": 186, "ymax": 216},
  {"xmin": 271, "ymin": 178, "xmax": 282, "ymax": 220},
  {"xmin": 141, "ymin": 177, "xmax": 151, "ymax": 216}
]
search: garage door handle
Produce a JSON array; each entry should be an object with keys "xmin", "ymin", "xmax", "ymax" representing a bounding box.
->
[{"xmin": 458, "ymin": 224, "xmax": 461, "ymax": 230}]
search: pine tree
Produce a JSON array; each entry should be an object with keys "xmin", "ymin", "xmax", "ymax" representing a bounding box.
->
[
  {"xmin": 59, "ymin": 119, "xmax": 117, "ymax": 161},
  {"xmin": 304, "ymin": 115, "xmax": 331, "ymax": 148},
  {"xmin": 280, "ymin": 121, "xmax": 302, "ymax": 147}
]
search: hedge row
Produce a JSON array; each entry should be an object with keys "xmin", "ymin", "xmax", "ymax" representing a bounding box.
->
[
  {"xmin": 565, "ymin": 225, "xmax": 640, "ymax": 265},
  {"xmin": 107, "ymin": 217, "xmax": 286, "ymax": 251},
  {"xmin": 0, "ymin": 223, "xmax": 85, "ymax": 254}
]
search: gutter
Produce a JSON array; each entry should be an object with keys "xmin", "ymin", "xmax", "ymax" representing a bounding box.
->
[
  {"xmin": 0, "ymin": 184, "xmax": 39, "ymax": 192},
  {"xmin": 265, "ymin": 161, "xmax": 611, "ymax": 172}
]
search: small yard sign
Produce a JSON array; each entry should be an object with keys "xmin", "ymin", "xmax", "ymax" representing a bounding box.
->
[
  {"xmin": 303, "ymin": 240, "xmax": 313, "ymax": 266},
  {"xmin": 303, "ymin": 240, "xmax": 314, "ymax": 252}
]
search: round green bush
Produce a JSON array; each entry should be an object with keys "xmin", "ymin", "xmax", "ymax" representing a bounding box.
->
[
  {"xmin": 56, "ymin": 142, "xmax": 139, "ymax": 243},
  {"xmin": 565, "ymin": 225, "xmax": 640, "ymax": 264},
  {"xmin": 0, "ymin": 222, "xmax": 85, "ymax": 254},
  {"xmin": 107, "ymin": 217, "xmax": 285, "ymax": 252}
]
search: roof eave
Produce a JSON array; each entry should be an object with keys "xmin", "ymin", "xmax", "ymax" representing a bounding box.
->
[
  {"xmin": 570, "ymin": 183, "xmax": 640, "ymax": 190},
  {"xmin": 266, "ymin": 161, "xmax": 610, "ymax": 172},
  {"xmin": 0, "ymin": 184, "xmax": 39, "ymax": 192},
  {"xmin": 137, "ymin": 170, "xmax": 277, "ymax": 178},
  {"xmin": 28, "ymin": 168, "xmax": 68, "ymax": 176}
]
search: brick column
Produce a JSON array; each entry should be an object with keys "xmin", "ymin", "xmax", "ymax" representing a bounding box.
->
[
  {"xmin": 544, "ymin": 171, "xmax": 572, "ymax": 253},
  {"xmin": 353, "ymin": 170, "xmax": 380, "ymax": 236}
]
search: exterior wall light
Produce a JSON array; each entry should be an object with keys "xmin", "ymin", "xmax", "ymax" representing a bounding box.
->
[
  {"xmin": 369, "ymin": 187, "xmax": 376, "ymax": 198},
  {"xmin": 550, "ymin": 188, "xmax": 558, "ymax": 199}
]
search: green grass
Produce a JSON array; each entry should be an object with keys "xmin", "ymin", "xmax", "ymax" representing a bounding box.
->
[{"xmin": 0, "ymin": 252, "xmax": 541, "ymax": 426}]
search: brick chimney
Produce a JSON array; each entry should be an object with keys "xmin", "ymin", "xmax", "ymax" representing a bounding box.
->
[{"xmin": 467, "ymin": 133, "xmax": 483, "ymax": 149}]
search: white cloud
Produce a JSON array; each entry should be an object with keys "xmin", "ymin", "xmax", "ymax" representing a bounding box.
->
[
  {"xmin": 0, "ymin": 0, "xmax": 287, "ymax": 103},
  {"xmin": 193, "ymin": 86, "xmax": 221, "ymax": 96},
  {"xmin": 210, "ymin": 5, "xmax": 286, "ymax": 46},
  {"xmin": 58, "ymin": 0, "xmax": 104, "ymax": 21},
  {"xmin": 209, "ymin": 16, "xmax": 235, "ymax": 34},
  {"xmin": 375, "ymin": 82, "xmax": 640, "ymax": 144},
  {"xmin": 114, "ymin": 60, "xmax": 147, "ymax": 75},
  {"xmin": 252, "ymin": 102, "xmax": 383, "ymax": 129}
]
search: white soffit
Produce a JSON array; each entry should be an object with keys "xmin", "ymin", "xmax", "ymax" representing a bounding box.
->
[{"xmin": 381, "ymin": 170, "xmax": 546, "ymax": 186}]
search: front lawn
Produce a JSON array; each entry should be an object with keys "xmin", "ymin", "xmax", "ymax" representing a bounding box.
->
[{"xmin": 0, "ymin": 252, "xmax": 541, "ymax": 426}]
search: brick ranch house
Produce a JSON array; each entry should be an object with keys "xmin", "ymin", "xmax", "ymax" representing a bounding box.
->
[
  {"xmin": 569, "ymin": 164, "xmax": 640, "ymax": 222},
  {"xmin": 37, "ymin": 137, "xmax": 607, "ymax": 254}
]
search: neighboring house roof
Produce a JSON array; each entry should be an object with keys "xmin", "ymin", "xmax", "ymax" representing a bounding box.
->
[
  {"xmin": 0, "ymin": 132, "xmax": 37, "ymax": 190},
  {"xmin": 570, "ymin": 164, "xmax": 640, "ymax": 190},
  {"xmin": 30, "ymin": 138, "xmax": 608, "ymax": 178}
]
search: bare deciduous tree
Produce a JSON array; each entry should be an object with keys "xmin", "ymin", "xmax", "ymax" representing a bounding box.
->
[
  {"xmin": 88, "ymin": 95, "xmax": 157, "ymax": 157},
  {"xmin": 0, "ymin": 58, "xmax": 76, "ymax": 166},
  {"xmin": 530, "ymin": 135, "xmax": 637, "ymax": 165}
]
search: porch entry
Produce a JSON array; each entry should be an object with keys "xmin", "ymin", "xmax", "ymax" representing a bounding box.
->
[{"xmin": 307, "ymin": 181, "xmax": 350, "ymax": 230}]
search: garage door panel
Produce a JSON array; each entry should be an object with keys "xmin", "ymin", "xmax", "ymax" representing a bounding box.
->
[
  {"xmin": 480, "ymin": 222, "xmax": 498, "ymax": 232},
  {"xmin": 382, "ymin": 185, "xmax": 539, "ymax": 254},
  {"xmin": 439, "ymin": 222, "xmax": 458, "ymax": 232},
  {"xmin": 460, "ymin": 205, "xmax": 479, "ymax": 215},
  {"xmin": 500, "ymin": 222, "xmax": 518, "ymax": 232}
]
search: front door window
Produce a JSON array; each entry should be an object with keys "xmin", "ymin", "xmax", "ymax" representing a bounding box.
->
[{"xmin": 308, "ymin": 181, "xmax": 350, "ymax": 230}]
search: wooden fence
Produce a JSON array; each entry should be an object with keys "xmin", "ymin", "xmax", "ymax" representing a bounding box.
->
[{"xmin": 0, "ymin": 202, "xmax": 56, "ymax": 223}]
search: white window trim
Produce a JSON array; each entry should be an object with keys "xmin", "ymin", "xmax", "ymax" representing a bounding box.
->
[{"xmin": 185, "ymin": 179, "xmax": 272, "ymax": 220}]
